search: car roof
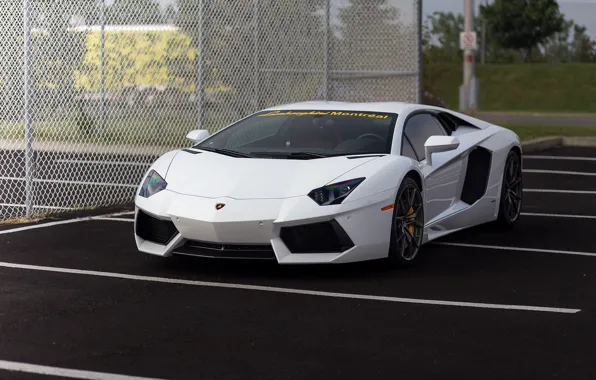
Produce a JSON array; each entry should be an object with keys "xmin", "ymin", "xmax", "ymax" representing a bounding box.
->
[
  {"xmin": 262, "ymin": 101, "xmax": 416, "ymax": 114},
  {"xmin": 261, "ymin": 100, "xmax": 491, "ymax": 130}
]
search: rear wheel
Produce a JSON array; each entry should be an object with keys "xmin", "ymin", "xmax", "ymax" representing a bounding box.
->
[
  {"xmin": 496, "ymin": 149, "xmax": 523, "ymax": 228},
  {"xmin": 386, "ymin": 176, "xmax": 425, "ymax": 267}
]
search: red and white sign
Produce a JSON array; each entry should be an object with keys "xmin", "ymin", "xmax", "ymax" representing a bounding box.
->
[{"xmin": 460, "ymin": 32, "xmax": 477, "ymax": 50}]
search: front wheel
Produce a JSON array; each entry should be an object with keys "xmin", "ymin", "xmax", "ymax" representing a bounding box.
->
[
  {"xmin": 386, "ymin": 176, "xmax": 425, "ymax": 267},
  {"xmin": 496, "ymin": 149, "xmax": 523, "ymax": 228}
]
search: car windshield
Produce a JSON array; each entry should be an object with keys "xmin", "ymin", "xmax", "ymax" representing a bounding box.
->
[{"xmin": 195, "ymin": 110, "xmax": 398, "ymax": 159}]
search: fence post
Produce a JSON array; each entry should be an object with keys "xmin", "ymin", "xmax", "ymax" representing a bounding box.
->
[
  {"xmin": 417, "ymin": 0, "xmax": 423, "ymax": 104},
  {"xmin": 253, "ymin": 0, "xmax": 259, "ymax": 111},
  {"xmin": 323, "ymin": 0, "xmax": 330, "ymax": 101},
  {"xmin": 197, "ymin": 0, "xmax": 206, "ymax": 130},
  {"xmin": 23, "ymin": 0, "xmax": 34, "ymax": 218},
  {"xmin": 100, "ymin": 0, "xmax": 106, "ymax": 139}
]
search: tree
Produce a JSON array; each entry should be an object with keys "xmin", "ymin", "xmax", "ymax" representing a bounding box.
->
[
  {"xmin": 541, "ymin": 19, "xmax": 596, "ymax": 63},
  {"xmin": 423, "ymin": 11, "xmax": 465, "ymax": 63},
  {"xmin": 176, "ymin": 0, "xmax": 326, "ymax": 124},
  {"xmin": 105, "ymin": 0, "xmax": 165, "ymax": 25},
  {"xmin": 571, "ymin": 24, "xmax": 596, "ymax": 62},
  {"xmin": 335, "ymin": 0, "xmax": 409, "ymax": 101},
  {"xmin": 541, "ymin": 18, "xmax": 575, "ymax": 63},
  {"xmin": 31, "ymin": 1, "xmax": 93, "ymax": 116},
  {"xmin": 336, "ymin": 0, "xmax": 404, "ymax": 69},
  {"xmin": 480, "ymin": 0, "xmax": 565, "ymax": 62},
  {"xmin": 260, "ymin": 0, "xmax": 327, "ymax": 103}
]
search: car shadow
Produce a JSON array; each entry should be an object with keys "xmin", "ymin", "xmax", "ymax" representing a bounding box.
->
[{"xmin": 143, "ymin": 222, "xmax": 524, "ymax": 283}]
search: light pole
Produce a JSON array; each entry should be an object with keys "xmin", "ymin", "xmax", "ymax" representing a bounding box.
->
[
  {"xmin": 481, "ymin": 0, "xmax": 486, "ymax": 65},
  {"xmin": 460, "ymin": 0, "xmax": 477, "ymax": 112}
]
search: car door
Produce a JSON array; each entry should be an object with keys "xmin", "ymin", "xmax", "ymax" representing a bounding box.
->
[{"xmin": 402, "ymin": 112, "xmax": 465, "ymax": 223}]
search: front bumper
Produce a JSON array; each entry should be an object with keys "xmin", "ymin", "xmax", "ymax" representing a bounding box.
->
[{"xmin": 134, "ymin": 188, "xmax": 396, "ymax": 264}]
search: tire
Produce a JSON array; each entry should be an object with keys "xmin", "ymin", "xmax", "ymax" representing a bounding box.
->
[
  {"xmin": 496, "ymin": 149, "xmax": 523, "ymax": 228},
  {"xmin": 386, "ymin": 176, "xmax": 425, "ymax": 267}
]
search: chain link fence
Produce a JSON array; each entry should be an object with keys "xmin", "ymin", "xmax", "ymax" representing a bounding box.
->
[{"xmin": 0, "ymin": 0, "xmax": 422, "ymax": 222}]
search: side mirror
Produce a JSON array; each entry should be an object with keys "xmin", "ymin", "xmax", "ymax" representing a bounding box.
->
[
  {"xmin": 424, "ymin": 135, "xmax": 460, "ymax": 166},
  {"xmin": 186, "ymin": 129, "xmax": 210, "ymax": 144}
]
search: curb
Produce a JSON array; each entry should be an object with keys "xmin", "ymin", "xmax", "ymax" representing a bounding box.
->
[
  {"xmin": 521, "ymin": 136, "xmax": 563, "ymax": 154},
  {"xmin": 470, "ymin": 111, "xmax": 596, "ymax": 119},
  {"xmin": 521, "ymin": 136, "xmax": 596, "ymax": 153},
  {"xmin": 560, "ymin": 136, "xmax": 596, "ymax": 147}
]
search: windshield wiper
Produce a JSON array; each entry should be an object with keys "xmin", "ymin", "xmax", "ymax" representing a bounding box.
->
[
  {"xmin": 249, "ymin": 151, "xmax": 330, "ymax": 159},
  {"xmin": 287, "ymin": 152, "xmax": 328, "ymax": 158},
  {"xmin": 195, "ymin": 146, "xmax": 253, "ymax": 158}
]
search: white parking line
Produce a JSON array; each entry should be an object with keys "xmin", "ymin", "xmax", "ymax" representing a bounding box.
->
[
  {"xmin": 0, "ymin": 359, "xmax": 167, "ymax": 380},
  {"xmin": 0, "ymin": 176, "xmax": 138, "ymax": 188},
  {"xmin": 524, "ymin": 155, "xmax": 596, "ymax": 161},
  {"xmin": 94, "ymin": 217, "xmax": 134, "ymax": 222},
  {"xmin": 523, "ymin": 169, "xmax": 596, "ymax": 176},
  {"xmin": 521, "ymin": 212, "xmax": 596, "ymax": 220},
  {"xmin": 434, "ymin": 242, "xmax": 596, "ymax": 258},
  {"xmin": 0, "ymin": 261, "xmax": 581, "ymax": 314},
  {"xmin": 0, "ymin": 211, "xmax": 134, "ymax": 235},
  {"xmin": 524, "ymin": 189, "xmax": 596, "ymax": 194},
  {"xmin": 0, "ymin": 203, "xmax": 75, "ymax": 210}
]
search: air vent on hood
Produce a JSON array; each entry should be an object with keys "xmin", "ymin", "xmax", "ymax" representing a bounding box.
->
[
  {"xmin": 182, "ymin": 148, "xmax": 202, "ymax": 154},
  {"xmin": 346, "ymin": 154, "xmax": 385, "ymax": 159}
]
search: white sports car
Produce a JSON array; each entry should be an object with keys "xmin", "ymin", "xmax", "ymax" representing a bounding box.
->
[{"xmin": 134, "ymin": 101, "xmax": 522, "ymax": 266}]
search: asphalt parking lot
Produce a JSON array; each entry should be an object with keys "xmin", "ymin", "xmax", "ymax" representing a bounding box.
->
[{"xmin": 1, "ymin": 146, "xmax": 596, "ymax": 380}]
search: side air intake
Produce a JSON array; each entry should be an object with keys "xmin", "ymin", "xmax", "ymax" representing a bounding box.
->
[{"xmin": 461, "ymin": 147, "xmax": 492, "ymax": 205}]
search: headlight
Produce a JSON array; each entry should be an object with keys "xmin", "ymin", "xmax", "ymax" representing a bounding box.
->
[
  {"xmin": 139, "ymin": 169, "xmax": 167, "ymax": 198},
  {"xmin": 308, "ymin": 178, "xmax": 365, "ymax": 205}
]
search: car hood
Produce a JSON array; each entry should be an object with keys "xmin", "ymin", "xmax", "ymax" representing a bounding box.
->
[{"xmin": 164, "ymin": 150, "xmax": 382, "ymax": 199}]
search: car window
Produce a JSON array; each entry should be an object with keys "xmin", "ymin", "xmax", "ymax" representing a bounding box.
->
[
  {"xmin": 223, "ymin": 115, "xmax": 287, "ymax": 149},
  {"xmin": 401, "ymin": 137, "xmax": 418, "ymax": 160},
  {"xmin": 403, "ymin": 113, "xmax": 446, "ymax": 161},
  {"xmin": 197, "ymin": 110, "xmax": 399, "ymax": 158}
]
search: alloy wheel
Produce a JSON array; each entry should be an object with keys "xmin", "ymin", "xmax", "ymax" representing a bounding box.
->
[
  {"xmin": 394, "ymin": 183, "xmax": 424, "ymax": 261},
  {"xmin": 503, "ymin": 153, "xmax": 523, "ymax": 222}
]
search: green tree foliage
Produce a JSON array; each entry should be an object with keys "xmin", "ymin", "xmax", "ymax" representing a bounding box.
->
[
  {"xmin": 424, "ymin": 5, "xmax": 594, "ymax": 65},
  {"xmin": 480, "ymin": 0, "xmax": 565, "ymax": 61},
  {"xmin": 422, "ymin": 11, "xmax": 516, "ymax": 64},
  {"xmin": 571, "ymin": 24, "xmax": 596, "ymax": 62},
  {"xmin": 74, "ymin": 29, "xmax": 201, "ymax": 91},
  {"xmin": 541, "ymin": 19, "xmax": 596, "ymax": 63},
  {"xmin": 423, "ymin": 11, "xmax": 465, "ymax": 63},
  {"xmin": 541, "ymin": 18, "xmax": 575, "ymax": 63}
]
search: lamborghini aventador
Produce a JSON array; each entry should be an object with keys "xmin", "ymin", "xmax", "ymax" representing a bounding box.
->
[{"xmin": 133, "ymin": 101, "xmax": 523, "ymax": 266}]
